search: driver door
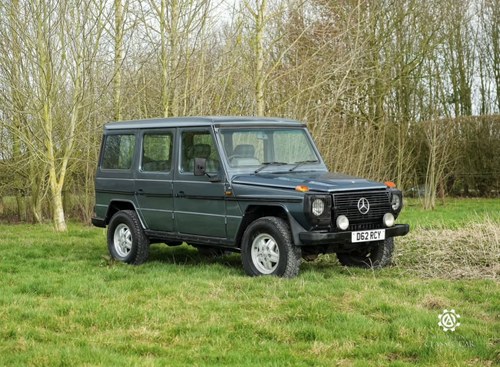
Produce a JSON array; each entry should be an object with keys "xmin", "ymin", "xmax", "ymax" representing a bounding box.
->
[{"xmin": 173, "ymin": 128, "xmax": 226, "ymax": 238}]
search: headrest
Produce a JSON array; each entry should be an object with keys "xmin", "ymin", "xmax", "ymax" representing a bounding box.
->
[{"xmin": 233, "ymin": 144, "xmax": 255, "ymax": 158}]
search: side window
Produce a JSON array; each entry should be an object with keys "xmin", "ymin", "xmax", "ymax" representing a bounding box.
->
[
  {"xmin": 101, "ymin": 134, "xmax": 135, "ymax": 170},
  {"xmin": 142, "ymin": 134, "xmax": 172, "ymax": 172},
  {"xmin": 181, "ymin": 131, "xmax": 220, "ymax": 173}
]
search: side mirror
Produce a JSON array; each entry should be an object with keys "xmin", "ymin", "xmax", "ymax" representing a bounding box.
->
[{"xmin": 194, "ymin": 158, "xmax": 206, "ymax": 176}]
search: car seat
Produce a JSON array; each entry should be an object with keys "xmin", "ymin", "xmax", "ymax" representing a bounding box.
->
[{"xmin": 230, "ymin": 144, "xmax": 260, "ymax": 166}]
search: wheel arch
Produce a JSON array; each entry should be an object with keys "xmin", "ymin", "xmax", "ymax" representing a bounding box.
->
[
  {"xmin": 234, "ymin": 204, "xmax": 304, "ymax": 248},
  {"xmin": 105, "ymin": 200, "xmax": 146, "ymax": 229}
]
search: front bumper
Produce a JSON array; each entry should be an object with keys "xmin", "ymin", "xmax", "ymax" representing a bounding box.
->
[
  {"xmin": 91, "ymin": 217, "xmax": 106, "ymax": 228},
  {"xmin": 298, "ymin": 224, "xmax": 410, "ymax": 246}
]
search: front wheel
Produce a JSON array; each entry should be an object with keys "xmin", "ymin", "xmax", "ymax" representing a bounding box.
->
[
  {"xmin": 241, "ymin": 217, "xmax": 301, "ymax": 278},
  {"xmin": 107, "ymin": 210, "xmax": 150, "ymax": 265},
  {"xmin": 336, "ymin": 237, "xmax": 394, "ymax": 269}
]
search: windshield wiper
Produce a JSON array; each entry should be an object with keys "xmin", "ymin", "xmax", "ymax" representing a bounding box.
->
[
  {"xmin": 289, "ymin": 160, "xmax": 318, "ymax": 172},
  {"xmin": 254, "ymin": 162, "xmax": 288, "ymax": 173}
]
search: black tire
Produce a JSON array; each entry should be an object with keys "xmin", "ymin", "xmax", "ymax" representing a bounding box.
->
[
  {"xmin": 241, "ymin": 216, "xmax": 301, "ymax": 278},
  {"xmin": 107, "ymin": 210, "xmax": 150, "ymax": 265},
  {"xmin": 336, "ymin": 237, "xmax": 394, "ymax": 269}
]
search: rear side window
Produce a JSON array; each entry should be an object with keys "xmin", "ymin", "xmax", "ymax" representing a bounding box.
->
[
  {"xmin": 142, "ymin": 134, "xmax": 172, "ymax": 172},
  {"xmin": 101, "ymin": 134, "xmax": 136, "ymax": 170}
]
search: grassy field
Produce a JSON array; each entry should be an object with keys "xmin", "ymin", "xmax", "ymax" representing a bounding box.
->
[
  {"xmin": 402, "ymin": 198, "xmax": 500, "ymax": 229},
  {"xmin": 0, "ymin": 199, "xmax": 498, "ymax": 366}
]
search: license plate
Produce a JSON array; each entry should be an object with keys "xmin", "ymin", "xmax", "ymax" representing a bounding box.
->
[{"xmin": 351, "ymin": 229, "xmax": 385, "ymax": 243}]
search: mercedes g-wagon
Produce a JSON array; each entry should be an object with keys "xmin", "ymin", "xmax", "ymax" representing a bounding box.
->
[{"xmin": 92, "ymin": 117, "xmax": 409, "ymax": 277}]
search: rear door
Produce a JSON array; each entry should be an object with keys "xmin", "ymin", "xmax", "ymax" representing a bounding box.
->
[
  {"xmin": 173, "ymin": 128, "xmax": 226, "ymax": 238},
  {"xmin": 95, "ymin": 131, "xmax": 137, "ymax": 220},
  {"xmin": 134, "ymin": 129, "xmax": 175, "ymax": 232}
]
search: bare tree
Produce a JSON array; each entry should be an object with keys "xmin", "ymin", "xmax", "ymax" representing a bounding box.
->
[
  {"xmin": 0, "ymin": 0, "xmax": 499, "ymax": 224},
  {"xmin": 0, "ymin": 0, "xmax": 105, "ymax": 230},
  {"xmin": 479, "ymin": 0, "xmax": 500, "ymax": 112},
  {"xmin": 113, "ymin": 0, "xmax": 125, "ymax": 121}
]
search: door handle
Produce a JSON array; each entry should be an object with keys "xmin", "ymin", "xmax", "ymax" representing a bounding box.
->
[
  {"xmin": 136, "ymin": 189, "xmax": 144, "ymax": 195},
  {"xmin": 176, "ymin": 191, "xmax": 185, "ymax": 198}
]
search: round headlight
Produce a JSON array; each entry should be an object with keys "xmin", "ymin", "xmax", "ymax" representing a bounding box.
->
[
  {"xmin": 383, "ymin": 213, "xmax": 395, "ymax": 227},
  {"xmin": 311, "ymin": 199, "xmax": 325, "ymax": 216},
  {"xmin": 336, "ymin": 215, "xmax": 349, "ymax": 230},
  {"xmin": 391, "ymin": 194, "xmax": 401, "ymax": 211}
]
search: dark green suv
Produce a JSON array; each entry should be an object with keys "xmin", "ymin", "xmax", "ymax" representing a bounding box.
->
[{"xmin": 92, "ymin": 117, "xmax": 409, "ymax": 277}]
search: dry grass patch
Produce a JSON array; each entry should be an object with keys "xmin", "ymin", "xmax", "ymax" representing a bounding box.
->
[{"xmin": 395, "ymin": 218, "xmax": 500, "ymax": 279}]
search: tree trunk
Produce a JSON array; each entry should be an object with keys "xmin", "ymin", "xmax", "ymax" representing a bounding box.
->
[
  {"xmin": 113, "ymin": 0, "xmax": 124, "ymax": 121},
  {"xmin": 51, "ymin": 187, "xmax": 67, "ymax": 232},
  {"xmin": 160, "ymin": 0, "xmax": 169, "ymax": 117},
  {"xmin": 15, "ymin": 193, "xmax": 25, "ymax": 222},
  {"xmin": 254, "ymin": 0, "xmax": 266, "ymax": 116},
  {"xmin": 169, "ymin": 0, "xmax": 180, "ymax": 117},
  {"xmin": 30, "ymin": 177, "xmax": 43, "ymax": 223}
]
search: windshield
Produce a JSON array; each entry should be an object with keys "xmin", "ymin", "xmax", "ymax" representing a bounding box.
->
[{"xmin": 219, "ymin": 128, "xmax": 320, "ymax": 171}]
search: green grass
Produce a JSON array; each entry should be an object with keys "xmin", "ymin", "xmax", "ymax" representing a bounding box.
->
[
  {"xmin": 400, "ymin": 197, "xmax": 500, "ymax": 229},
  {"xmin": 0, "ymin": 199, "xmax": 499, "ymax": 366}
]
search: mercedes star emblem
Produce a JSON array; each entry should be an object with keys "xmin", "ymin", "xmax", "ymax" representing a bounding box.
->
[{"xmin": 357, "ymin": 197, "xmax": 370, "ymax": 214}]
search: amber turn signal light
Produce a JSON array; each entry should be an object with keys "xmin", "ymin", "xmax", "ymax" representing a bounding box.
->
[
  {"xmin": 295, "ymin": 185, "xmax": 309, "ymax": 192},
  {"xmin": 385, "ymin": 181, "xmax": 396, "ymax": 188}
]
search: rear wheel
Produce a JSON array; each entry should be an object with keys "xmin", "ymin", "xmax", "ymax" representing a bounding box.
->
[
  {"xmin": 107, "ymin": 210, "xmax": 150, "ymax": 265},
  {"xmin": 241, "ymin": 217, "xmax": 301, "ymax": 278},
  {"xmin": 336, "ymin": 237, "xmax": 394, "ymax": 268}
]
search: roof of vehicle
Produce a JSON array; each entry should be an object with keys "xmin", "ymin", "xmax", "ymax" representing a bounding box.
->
[{"xmin": 104, "ymin": 116, "xmax": 305, "ymax": 130}]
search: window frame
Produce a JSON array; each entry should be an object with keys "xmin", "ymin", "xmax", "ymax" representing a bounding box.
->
[
  {"xmin": 178, "ymin": 128, "xmax": 221, "ymax": 176},
  {"xmin": 139, "ymin": 131, "xmax": 174, "ymax": 174},
  {"xmin": 99, "ymin": 132, "xmax": 137, "ymax": 171}
]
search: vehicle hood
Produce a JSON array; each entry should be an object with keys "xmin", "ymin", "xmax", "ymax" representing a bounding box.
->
[{"xmin": 231, "ymin": 171, "xmax": 387, "ymax": 192}]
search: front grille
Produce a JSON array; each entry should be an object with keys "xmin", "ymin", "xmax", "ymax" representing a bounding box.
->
[
  {"xmin": 348, "ymin": 222, "xmax": 382, "ymax": 231},
  {"xmin": 333, "ymin": 190, "xmax": 390, "ymax": 223}
]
